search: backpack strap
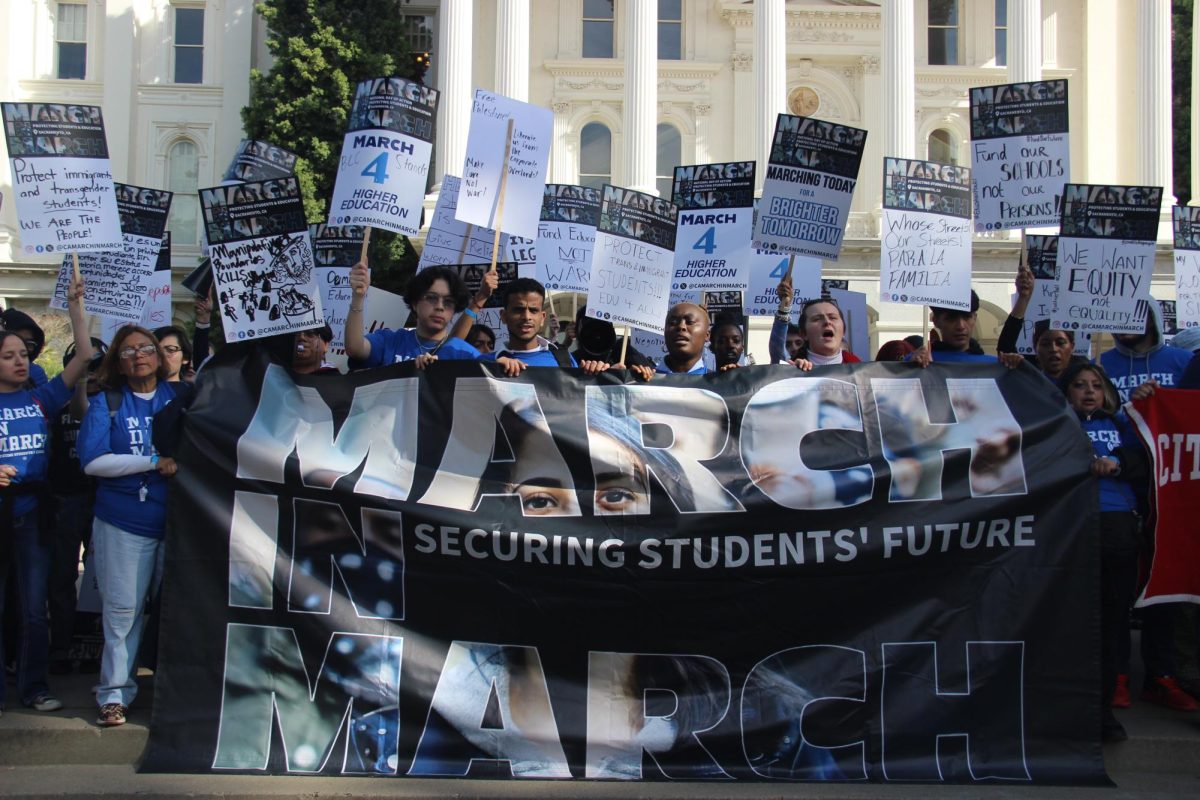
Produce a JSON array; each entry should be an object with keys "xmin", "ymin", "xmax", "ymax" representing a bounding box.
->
[
  {"xmin": 105, "ymin": 388, "xmax": 123, "ymax": 418},
  {"xmin": 549, "ymin": 342, "xmax": 574, "ymax": 369}
]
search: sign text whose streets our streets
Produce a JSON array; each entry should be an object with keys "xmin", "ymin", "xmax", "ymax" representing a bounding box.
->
[
  {"xmin": 585, "ymin": 186, "xmax": 678, "ymax": 335},
  {"xmin": 536, "ymin": 184, "xmax": 600, "ymax": 294},
  {"xmin": 670, "ymin": 161, "xmax": 755, "ymax": 293},
  {"xmin": 753, "ymin": 115, "xmax": 866, "ymax": 261},
  {"xmin": 329, "ymin": 77, "xmax": 437, "ymax": 237},
  {"xmin": 970, "ymin": 80, "xmax": 1070, "ymax": 231},
  {"xmin": 2, "ymin": 102, "xmax": 123, "ymax": 252},
  {"xmin": 1173, "ymin": 206, "xmax": 1200, "ymax": 330},
  {"xmin": 880, "ymin": 158, "xmax": 973, "ymax": 312},
  {"xmin": 1051, "ymin": 184, "xmax": 1162, "ymax": 335}
]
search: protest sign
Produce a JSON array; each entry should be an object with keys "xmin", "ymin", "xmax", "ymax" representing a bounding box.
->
[
  {"xmin": 535, "ymin": 184, "xmax": 600, "ymax": 293},
  {"xmin": 446, "ymin": 261, "xmax": 519, "ymax": 309},
  {"xmin": 827, "ymin": 287, "xmax": 869, "ymax": 360},
  {"xmin": 1128, "ymin": 390, "xmax": 1200, "ymax": 606},
  {"xmin": 880, "ymin": 158, "xmax": 973, "ymax": 312},
  {"xmin": 753, "ymin": 115, "xmax": 866, "ymax": 260},
  {"xmin": 505, "ymin": 236, "xmax": 537, "ymax": 279},
  {"xmin": 145, "ymin": 352, "xmax": 1107, "ymax": 785},
  {"xmin": 1173, "ymin": 205, "xmax": 1200, "ymax": 330},
  {"xmin": 1008, "ymin": 290, "xmax": 1093, "ymax": 357},
  {"xmin": 970, "ymin": 80, "xmax": 1070, "ymax": 231},
  {"xmin": 222, "ymin": 139, "xmax": 298, "ymax": 184},
  {"xmin": 703, "ymin": 290, "xmax": 744, "ymax": 323},
  {"xmin": 1158, "ymin": 299, "xmax": 1179, "ymax": 344},
  {"xmin": 630, "ymin": 288, "xmax": 701, "ymax": 363},
  {"xmin": 183, "ymin": 258, "xmax": 213, "ymax": 298},
  {"xmin": 1022, "ymin": 233, "xmax": 1062, "ymax": 322},
  {"xmin": 585, "ymin": 185, "xmax": 678, "ymax": 335},
  {"xmin": 325, "ymin": 285, "xmax": 413, "ymax": 370},
  {"xmin": 329, "ymin": 77, "xmax": 438, "ymax": 236},
  {"xmin": 2, "ymin": 102, "xmax": 123, "ymax": 252},
  {"xmin": 200, "ymin": 175, "xmax": 322, "ymax": 341},
  {"xmin": 94, "ymin": 232, "xmax": 173, "ymax": 343},
  {"xmin": 1050, "ymin": 184, "xmax": 1162, "ymax": 334},
  {"xmin": 671, "ymin": 161, "xmax": 754, "ymax": 292},
  {"xmin": 456, "ymin": 91, "xmax": 553, "ymax": 240},
  {"xmin": 417, "ymin": 175, "xmax": 506, "ymax": 270},
  {"xmin": 743, "ymin": 248, "xmax": 822, "ymax": 322},
  {"xmin": 50, "ymin": 183, "xmax": 172, "ymax": 323},
  {"xmin": 311, "ymin": 224, "xmax": 366, "ymax": 351}
]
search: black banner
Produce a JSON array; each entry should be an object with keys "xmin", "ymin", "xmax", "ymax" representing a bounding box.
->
[{"xmin": 144, "ymin": 351, "xmax": 1106, "ymax": 784}]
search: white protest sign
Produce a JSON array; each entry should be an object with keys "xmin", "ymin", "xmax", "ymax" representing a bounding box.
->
[
  {"xmin": 1009, "ymin": 292, "xmax": 1093, "ymax": 356},
  {"xmin": 506, "ymin": 236, "xmax": 537, "ymax": 279},
  {"xmin": 1051, "ymin": 184, "xmax": 1162, "ymax": 335},
  {"xmin": 456, "ymin": 90, "xmax": 553, "ymax": 240},
  {"xmin": 879, "ymin": 157, "xmax": 974, "ymax": 311},
  {"xmin": 629, "ymin": 289, "xmax": 700, "ymax": 365},
  {"xmin": 1173, "ymin": 206, "xmax": 1200, "ymax": 331},
  {"xmin": 743, "ymin": 249, "xmax": 822, "ymax": 322},
  {"xmin": 201, "ymin": 176, "xmax": 323, "ymax": 342},
  {"xmin": 585, "ymin": 185, "xmax": 678, "ymax": 335},
  {"xmin": 327, "ymin": 285, "xmax": 411, "ymax": 371},
  {"xmin": 311, "ymin": 223, "xmax": 365, "ymax": 352},
  {"xmin": 753, "ymin": 115, "xmax": 867, "ymax": 260},
  {"xmin": 1023, "ymin": 234, "xmax": 1061, "ymax": 321},
  {"xmin": 828, "ymin": 287, "xmax": 870, "ymax": 361},
  {"xmin": 328, "ymin": 77, "xmax": 438, "ymax": 236},
  {"xmin": 970, "ymin": 80, "xmax": 1070, "ymax": 232},
  {"xmin": 2, "ymin": 102, "xmax": 123, "ymax": 252},
  {"xmin": 417, "ymin": 175, "xmax": 507, "ymax": 270},
  {"xmin": 535, "ymin": 184, "xmax": 600, "ymax": 293},
  {"xmin": 94, "ymin": 237, "xmax": 172, "ymax": 342},
  {"xmin": 318, "ymin": 268, "xmax": 352, "ymax": 352},
  {"xmin": 670, "ymin": 161, "xmax": 755, "ymax": 292}
]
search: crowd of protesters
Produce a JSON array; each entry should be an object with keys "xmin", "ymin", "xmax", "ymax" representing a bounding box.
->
[{"xmin": 2, "ymin": 259, "xmax": 1200, "ymax": 745}]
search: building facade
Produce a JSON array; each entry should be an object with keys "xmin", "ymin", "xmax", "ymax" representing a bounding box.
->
[{"xmin": 0, "ymin": 0, "xmax": 1188, "ymax": 356}]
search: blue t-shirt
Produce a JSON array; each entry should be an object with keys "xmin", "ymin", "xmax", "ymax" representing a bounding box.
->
[
  {"xmin": 29, "ymin": 362, "xmax": 48, "ymax": 387},
  {"xmin": 482, "ymin": 341, "xmax": 576, "ymax": 368},
  {"xmin": 0, "ymin": 376, "xmax": 72, "ymax": 518},
  {"xmin": 1080, "ymin": 411, "xmax": 1140, "ymax": 513},
  {"xmin": 1099, "ymin": 345, "xmax": 1194, "ymax": 402},
  {"xmin": 905, "ymin": 349, "xmax": 996, "ymax": 364},
  {"xmin": 656, "ymin": 359, "xmax": 709, "ymax": 375},
  {"xmin": 78, "ymin": 383, "xmax": 177, "ymax": 539},
  {"xmin": 361, "ymin": 328, "xmax": 480, "ymax": 367}
]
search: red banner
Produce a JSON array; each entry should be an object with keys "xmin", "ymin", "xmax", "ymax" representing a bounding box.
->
[{"xmin": 1128, "ymin": 389, "xmax": 1200, "ymax": 605}]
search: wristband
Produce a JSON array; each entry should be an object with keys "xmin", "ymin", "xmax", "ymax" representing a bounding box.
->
[
  {"xmin": 463, "ymin": 308, "xmax": 478, "ymax": 321},
  {"xmin": 349, "ymin": 305, "xmax": 364, "ymax": 313},
  {"xmin": 150, "ymin": 454, "xmax": 160, "ymax": 467},
  {"xmin": 194, "ymin": 321, "xmax": 211, "ymax": 330}
]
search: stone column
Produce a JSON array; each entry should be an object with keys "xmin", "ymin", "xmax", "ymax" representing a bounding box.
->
[
  {"xmin": 495, "ymin": 0, "xmax": 529, "ymax": 101},
  {"xmin": 434, "ymin": 0, "xmax": 473, "ymax": 187},
  {"xmin": 1042, "ymin": 7, "xmax": 1058, "ymax": 67},
  {"xmin": 101, "ymin": 0, "xmax": 136, "ymax": 180},
  {"xmin": 623, "ymin": 0, "xmax": 657, "ymax": 194},
  {"xmin": 550, "ymin": 101, "xmax": 573, "ymax": 184},
  {"xmin": 1137, "ymin": 0, "xmax": 1174, "ymax": 205},
  {"xmin": 1007, "ymin": 0, "xmax": 1042, "ymax": 83},
  {"xmin": 882, "ymin": 0, "xmax": 915, "ymax": 159},
  {"xmin": 753, "ymin": 0, "xmax": 786, "ymax": 194}
]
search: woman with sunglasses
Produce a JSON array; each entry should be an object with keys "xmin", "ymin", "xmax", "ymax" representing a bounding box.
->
[
  {"xmin": 77, "ymin": 326, "xmax": 180, "ymax": 727},
  {"xmin": 0, "ymin": 276, "xmax": 91, "ymax": 716}
]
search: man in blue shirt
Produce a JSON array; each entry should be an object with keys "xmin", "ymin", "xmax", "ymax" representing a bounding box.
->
[
  {"xmin": 481, "ymin": 279, "xmax": 608, "ymax": 376},
  {"xmin": 1104, "ymin": 301, "xmax": 1193, "ymax": 403}
]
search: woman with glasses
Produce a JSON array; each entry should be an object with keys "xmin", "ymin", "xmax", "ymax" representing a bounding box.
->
[
  {"xmin": 0, "ymin": 276, "xmax": 91, "ymax": 717},
  {"xmin": 77, "ymin": 326, "xmax": 180, "ymax": 727},
  {"xmin": 344, "ymin": 263, "xmax": 480, "ymax": 368},
  {"xmin": 152, "ymin": 326, "xmax": 193, "ymax": 382}
]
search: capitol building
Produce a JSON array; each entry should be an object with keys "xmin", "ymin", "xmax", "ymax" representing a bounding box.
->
[{"xmin": 0, "ymin": 0, "xmax": 1190, "ymax": 356}]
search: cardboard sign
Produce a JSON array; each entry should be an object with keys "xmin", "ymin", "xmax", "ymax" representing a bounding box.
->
[
  {"xmin": 743, "ymin": 249, "xmax": 822, "ymax": 322},
  {"xmin": 311, "ymin": 224, "xmax": 366, "ymax": 351},
  {"xmin": 93, "ymin": 233, "xmax": 173, "ymax": 342},
  {"xmin": 670, "ymin": 161, "xmax": 755, "ymax": 293},
  {"xmin": 51, "ymin": 183, "xmax": 172, "ymax": 323},
  {"xmin": 2, "ymin": 102, "xmax": 123, "ymax": 252},
  {"xmin": 1173, "ymin": 206, "xmax": 1200, "ymax": 331},
  {"xmin": 535, "ymin": 185, "xmax": 600, "ymax": 293},
  {"xmin": 200, "ymin": 176, "xmax": 322, "ymax": 341},
  {"xmin": 970, "ymin": 80, "xmax": 1070, "ymax": 232},
  {"xmin": 222, "ymin": 139, "xmax": 298, "ymax": 184},
  {"xmin": 417, "ymin": 174, "xmax": 507, "ymax": 270},
  {"xmin": 828, "ymin": 287, "xmax": 870, "ymax": 361},
  {"xmin": 329, "ymin": 77, "xmax": 438, "ymax": 236},
  {"xmin": 456, "ymin": 91, "xmax": 553, "ymax": 240},
  {"xmin": 1051, "ymin": 184, "xmax": 1162, "ymax": 334},
  {"xmin": 585, "ymin": 185, "xmax": 678, "ymax": 335},
  {"xmin": 880, "ymin": 157, "xmax": 974, "ymax": 311},
  {"xmin": 753, "ymin": 115, "xmax": 867, "ymax": 260},
  {"xmin": 446, "ymin": 261, "xmax": 519, "ymax": 309},
  {"xmin": 1023, "ymin": 234, "xmax": 1061, "ymax": 322}
]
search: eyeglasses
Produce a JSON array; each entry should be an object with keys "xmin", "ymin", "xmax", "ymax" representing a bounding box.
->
[
  {"xmin": 119, "ymin": 344, "xmax": 158, "ymax": 359},
  {"xmin": 161, "ymin": 345, "xmax": 183, "ymax": 354},
  {"xmin": 22, "ymin": 339, "xmax": 40, "ymax": 354},
  {"xmin": 419, "ymin": 293, "xmax": 458, "ymax": 310}
]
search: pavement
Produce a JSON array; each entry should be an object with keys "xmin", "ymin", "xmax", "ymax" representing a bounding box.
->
[{"xmin": 2, "ymin": 663, "xmax": 1199, "ymax": 798}]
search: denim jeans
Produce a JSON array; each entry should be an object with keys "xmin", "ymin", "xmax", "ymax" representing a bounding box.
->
[
  {"xmin": 0, "ymin": 511, "xmax": 53, "ymax": 708},
  {"xmin": 92, "ymin": 518, "xmax": 164, "ymax": 708}
]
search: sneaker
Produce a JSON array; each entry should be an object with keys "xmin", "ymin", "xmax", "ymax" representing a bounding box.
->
[
  {"xmin": 1141, "ymin": 676, "xmax": 1200, "ymax": 711},
  {"xmin": 27, "ymin": 693, "xmax": 63, "ymax": 712},
  {"xmin": 1102, "ymin": 711, "xmax": 1128, "ymax": 743},
  {"xmin": 96, "ymin": 703, "xmax": 127, "ymax": 727},
  {"xmin": 1111, "ymin": 674, "xmax": 1131, "ymax": 709}
]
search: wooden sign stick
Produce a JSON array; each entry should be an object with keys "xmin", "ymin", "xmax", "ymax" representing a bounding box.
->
[
  {"xmin": 784, "ymin": 252, "xmax": 796, "ymax": 279},
  {"xmin": 619, "ymin": 324, "xmax": 630, "ymax": 365},
  {"xmin": 487, "ymin": 118, "xmax": 516, "ymax": 274},
  {"xmin": 457, "ymin": 223, "xmax": 475, "ymax": 263},
  {"xmin": 359, "ymin": 226, "xmax": 372, "ymax": 262}
]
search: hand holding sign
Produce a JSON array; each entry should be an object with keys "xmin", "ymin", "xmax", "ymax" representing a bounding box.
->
[{"xmin": 349, "ymin": 260, "xmax": 370, "ymax": 302}]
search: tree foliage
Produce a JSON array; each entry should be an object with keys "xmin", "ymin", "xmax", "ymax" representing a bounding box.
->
[
  {"xmin": 242, "ymin": 0, "xmax": 424, "ymax": 292},
  {"xmin": 1174, "ymin": 0, "xmax": 1192, "ymax": 205}
]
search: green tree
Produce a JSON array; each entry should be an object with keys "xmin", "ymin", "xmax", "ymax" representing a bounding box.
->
[
  {"xmin": 1174, "ymin": 0, "xmax": 1192, "ymax": 206},
  {"xmin": 242, "ymin": 0, "xmax": 425, "ymax": 293}
]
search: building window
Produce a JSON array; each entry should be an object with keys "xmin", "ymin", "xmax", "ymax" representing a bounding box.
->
[
  {"xmin": 167, "ymin": 140, "xmax": 200, "ymax": 246},
  {"xmin": 928, "ymin": 0, "xmax": 960, "ymax": 66},
  {"xmin": 658, "ymin": 0, "xmax": 683, "ymax": 60},
  {"xmin": 656, "ymin": 123, "xmax": 681, "ymax": 199},
  {"xmin": 995, "ymin": 0, "xmax": 1008, "ymax": 67},
  {"xmin": 55, "ymin": 3, "xmax": 87, "ymax": 80},
  {"xmin": 174, "ymin": 7, "xmax": 205, "ymax": 84},
  {"xmin": 578, "ymin": 122, "xmax": 611, "ymax": 189},
  {"xmin": 402, "ymin": 13, "xmax": 435, "ymax": 82},
  {"xmin": 583, "ymin": 0, "xmax": 614, "ymax": 58},
  {"xmin": 928, "ymin": 129, "xmax": 958, "ymax": 165}
]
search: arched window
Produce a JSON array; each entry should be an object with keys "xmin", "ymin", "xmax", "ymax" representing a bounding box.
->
[
  {"xmin": 656, "ymin": 123, "xmax": 681, "ymax": 199},
  {"xmin": 579, "ymin": 122, "xmax": 611, "ymax": 189},
  {"xmin": 167, "ymin": 140, "xmax": 200, "ymax": 246},
  {"xmin": 928, "ymin": 129, "xmax": 957, "ymax": 165}
]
